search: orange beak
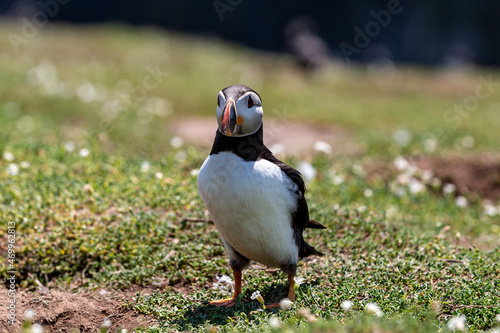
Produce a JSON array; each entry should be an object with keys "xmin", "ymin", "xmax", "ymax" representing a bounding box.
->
[{"xmin": 221, "ymin": 99, "xmax": 237, "ymax": 136}]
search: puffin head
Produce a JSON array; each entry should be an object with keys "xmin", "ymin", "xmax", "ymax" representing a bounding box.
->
[{"xmin": 216, "ymin": 85, "xmax": 263, "ymax": 137}]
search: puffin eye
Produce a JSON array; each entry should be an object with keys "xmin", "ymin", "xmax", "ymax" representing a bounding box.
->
[
  {"xmin": 217, "ymin": 96, "xmax": 220, "ymax": 107},
  {"xmin": 247, "ymin": 95, "xmax": 254, "ymax": 108}
]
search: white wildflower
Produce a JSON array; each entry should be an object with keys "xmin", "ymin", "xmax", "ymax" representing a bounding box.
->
[
  {"xmin": 455, "ymin": 196, "xmax": 468, "ymax": 208},
  {"xmin": 443, "ymin": 183, "xmax": 456, "ymax": 194},
  {"xmin": 78, "ymin": 148, "xmax": 90, "ymax": 158},
  {"xmin": 20, "ymin": 161, "xmax": 30, "ymax": 169},
  {"xmin": 393, "ymin": 155, "xmax": 409, "ymax": 171},
  {"xmin": 393, "ymin": 129, "xmax": 412, "ymax": 147},
  {"xmin": 269, "ymin": 316, "xmax": 281, "ymax": 329},
  {"xmin": 3, "ymin": 151, "xmax": 14, "ymax": 161},
  {"xmin": 298, "ymin": 161, "xmax": 316, "ymax": 182},
  {"xmin": 421, "ymin": 170, "xmax": 434, "ymax": 183},
  {"xmin": 7, "ymin": 163, "xmax": 19, "ymax": 176},
  {"xmin": 279, "ymin": 298, "xmax": 293, "ymax": 311},
  {"xmin": 365, "ymin": 302, "xmax": 383, "ymax": 317},
  {"xmin": 99, "ymin": 289, "xmax": 107, "ymax": 296},
  {"xmin": 364, "ymin": 188, "xmax": 373, "ymax": 198},
  {"xmin": 170, "ymin": 136, "xmax": 183, "ymax": 148},
  {"xmin": 341, "ymin": 300, "xmax": 353, "ymax": 312},
  {"xmin": 461, "ymin": 136, "xmax": 475, "ymax": 149},
  {"xmin": 251, "ymin": 290, "xmax": 265, "ymax": 308},
  {"xmin": 314, "ymin": 141, "xmax": 332, "ymax": 154},
  {"xmin": 397, "ymin": 173, "xmax": 411, "ymax": 185},
  {"xmin": 332, "ymin": 174, "xmax": 345, "ymax": 185},
  {"xmin": 213, "ymin": 275, "xmax": 233, "ymax": 291},
  {"xmin": 101, "ymin": 317, "xmax": 112, "ymax": 329},
  {"xmin": 424, "ymin": 138, "xmax": 437, "ymax": 152},
  {"xmin": 190, "ymin": 169, "xmax": 199, "ymax": 176},
  {"xmin": 140, "ymin": 161, "xmax": 151, "ymax": 173},
  {"xmin": 24, "ymin": 309, "xmax": 35, "ymax": 320},
  {"xmin": 484, "ymin": 204, "xmax": 498, "ymax": 217},
  {"xmin": 357, "ymin": 206, "xmax": 367, "ymax": 213},
  {"xmin": 31, "ymin": 324, "xmax": 43, "ymax": 333},
  {"xmin": 64, "ymin": 141, "xmax": 75, "ymax": 152},
  {"xmin": 409, "ymin": 178, "xmax": 425, "ymax": 194},
  {"xmin": 447, "ymin": 315, "xmax": 466, "ymax": 331},
  {"xmin": 155, "ymin": 172, "xmax": 163, "ymax": 179},
  {"xmin": 294, "ymin": 276, "xmax": 304, "ymax": 286}
]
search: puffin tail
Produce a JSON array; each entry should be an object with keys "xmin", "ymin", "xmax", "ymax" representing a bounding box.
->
[
  {"xmin": 299, "ymin": 241, "xmax": 324, "ymax": 258},
  {"xmin": 306, "ymin": 219, "xmax": 327, "ymax": 229}
]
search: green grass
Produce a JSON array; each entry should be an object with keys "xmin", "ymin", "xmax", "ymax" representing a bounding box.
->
[{"xmin": 0, "ymin": 23, "xmax": 499, "ymax": 332}]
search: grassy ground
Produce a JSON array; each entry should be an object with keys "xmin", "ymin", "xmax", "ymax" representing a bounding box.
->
[{"xmin": 0, "ymin": 23, "xmax": 499, "ymax": 332}]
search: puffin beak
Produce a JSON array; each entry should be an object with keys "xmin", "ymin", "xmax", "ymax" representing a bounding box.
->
[{"xmin": 221, "ymin": 98, "xmax": 237, "ymax": 136}]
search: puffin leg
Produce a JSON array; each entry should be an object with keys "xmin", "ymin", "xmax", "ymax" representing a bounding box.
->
[
  {"xmin": 209, "ymin": 270, "xmax": 242, "ymax": 307},
  {"xmin": 265, "ymin": 274, "xmax": 296, "ymax": 308}
]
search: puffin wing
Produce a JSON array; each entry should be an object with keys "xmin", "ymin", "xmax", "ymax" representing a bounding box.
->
[{"xmin": 258, "ymin": 149, "xmax": 326, "ymax": 258}]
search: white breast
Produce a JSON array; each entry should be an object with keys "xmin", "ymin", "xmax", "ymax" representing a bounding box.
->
[{"xmin": 197, "ymin": 152, "xmax": 299, "ymax": 268}]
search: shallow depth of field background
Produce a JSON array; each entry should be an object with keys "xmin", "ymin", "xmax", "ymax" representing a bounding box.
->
[{"xmin": 0, "ymin": 1, "xmax": 499, "ymax": 332}]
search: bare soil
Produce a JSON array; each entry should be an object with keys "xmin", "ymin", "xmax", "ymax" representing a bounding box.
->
[{"xmin": 0, "ymin": 287, "xmax": 158, "ymax": 333}]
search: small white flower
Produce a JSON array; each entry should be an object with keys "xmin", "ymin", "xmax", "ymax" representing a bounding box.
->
[
  {"xmin": 393, "ymin": 129, "xmax": 412, "ymax": 147},
  {"xmin": 393, "ymin": 155, "xmax": 409, "ymax": 171},
  {"xmin": 421, "ymin": 170, "xmax": 434, "ymax": 183},
  {"xmin": 31, "ymin": 324, "xmax": 43, "ymax": 333},
  {"xmin": 447, "ymin": 315, "xmax": 466, "ymax": 331},
  {"xmin": 341, "ymin": 300, "xmax": 353, "ymax": 312},
  {"xmin": 364, "ymin": 188, "xmax": 373, "ymax": 198},
  {"xmin": 251, "ymin": 290, "xmax": 265, "ymax": 307},
  {"xmin": 333, "ymin": 174, "xmax": 345, "ymax": 185},
  {"xmin": 279, "ymin": 298, "xmax": 293, "ymax": 310},
  {"xmin": 170, "ymin": 136, "xmax": 183, "ymax": 148},
  {"xmin": 3, "ymin": 151, "xmax": 14, "ymax": 161},
  {"xmin": 461, "ymin": 136, "xmax": 475, "ymax": 149},
  {"xmin": 120, "ymin": 330, "xmax": 128, "ymax": 333},
  {"xmin": 365, "ymin": 302, "xmax": 383, "ymax": 317},
  {"xmin": 357, "ymin": 206, "xmax": 367, "ymax": 213},
  {"xmin": 20, "ymin": 161, "xmax": 30, "ymax": 169},
  {"xmin": 99, "ymin": 289, "xmax": 107, "ymax": 296},
  {"xmin": 314, "ymin": 141, "xmax": 332, "ymax": 154},
  {"xmin": 424, "ymin": 138, "xmax": 437, "ymax": 152},
  {"xmin": 294, "ymin": 276, "xmax": 304, "ymax": 286},
  {"xmin": 7, "ymin": 163, "xmax": 19, "ymax": 176},
  {"xmin": 269, "ymin": 316, "xmax": 281, "ymax": 329},
  {"xmin": 409, "ymin": 178, "xmax": 425, "ymax": 194},
  {"xmin": 213, "ymin": 274, "xmax": 234, "ymax": 291},
  {"xmin": 298, "ymin": 161, "xmax": 316, "ymax": 182},
  {"xmin": 455, "ymin": 196, "xmax": 468, "ymax": 208},
  {"xmin": 78, "ymin": 148, "xmax": 90, "ymax": 158},
  {"xmin": 82, "ymin": 184, "xmax": 94, "ymax": 194},
  {"xmin": 140, "ymin": 161, "xmax": 151, "ymax": 173},
  {"xmin": 484, "ymin": 204, "xmax": 498, "ymax": 217},
  {"xmin": 443, "ymin": 183, "xmax": 456, "ymax": 194},
  {"xmin": 24, "ymin": 309, "xmax": 35, "ymax": 320},
  {"xmin": 190, "ymin": 169, "xmax": 199, "ymax": 176},
  {"xmin": 101, "ymin": 317, "xmax": 112, "ymax": 328},
  {"xmin": 64, "ymin": 141, "xmax": 75, "ymax": 152},
  {"xmin": 155, "ymin": 172, "xmax": 163, "ymax": 179}
]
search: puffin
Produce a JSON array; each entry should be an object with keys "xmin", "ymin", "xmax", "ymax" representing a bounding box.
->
[{"xmin": 197, "ymin": 84, "xmax": 326, "ymax": 307}]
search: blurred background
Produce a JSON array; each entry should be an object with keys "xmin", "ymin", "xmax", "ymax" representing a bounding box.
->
[{"xmin": 2, "ymin": 0, "xmax": 500, "ymax": 65}]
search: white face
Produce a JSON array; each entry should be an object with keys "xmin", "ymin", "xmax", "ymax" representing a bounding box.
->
[{"xmin": 216, "ymin": 90, "xmax": 263, "ymax": 137}]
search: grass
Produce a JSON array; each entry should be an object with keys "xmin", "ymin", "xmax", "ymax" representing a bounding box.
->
[{"xmin": 0, "ymin": 22, "xmax": 499, "ymax": 332}]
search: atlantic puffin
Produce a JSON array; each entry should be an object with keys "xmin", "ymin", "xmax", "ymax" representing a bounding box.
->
[{"xmin": 197, "ymin": 85, "xmax": 326, "ymax": 307}]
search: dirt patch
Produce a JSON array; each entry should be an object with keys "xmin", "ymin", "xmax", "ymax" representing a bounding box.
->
[
  {"xmin": 415, "ymin": 154, "xmax": 500, "ymax": 200},
  {"xmin": 0, "ymin": 287, "xmax": 159, "ymax": 333},
  {"xmin": 368, "ymin": 154, "xmax": 500, "ymax": 201},
  {"xmin": 169, "ymin": 116, "xmax": 358, "ymax": 156}
]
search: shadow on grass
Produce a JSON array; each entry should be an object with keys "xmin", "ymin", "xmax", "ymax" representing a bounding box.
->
[{"xmin": 171, "ymin": 282, "xmax": 290, "ymax": 330}]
